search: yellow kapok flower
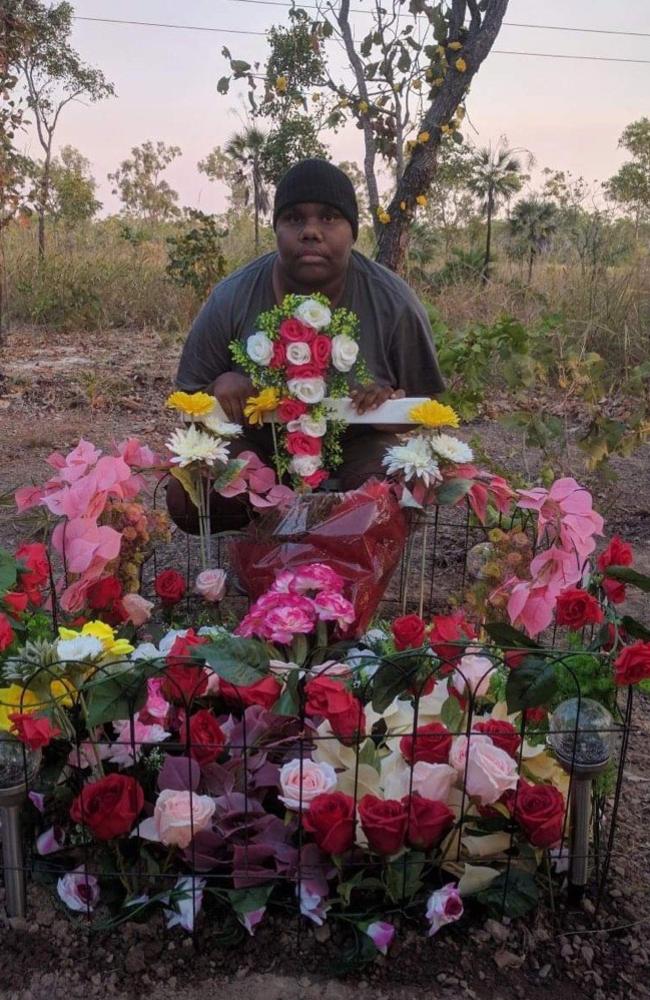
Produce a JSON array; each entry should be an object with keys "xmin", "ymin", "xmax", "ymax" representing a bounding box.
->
[
  {"xmin": 416, "ymin": 194, "xmax": 428, "ymax": 207},
  {"xmin": 275, "ymin": 75, "xmax": 288, "ymax": 93},
  {"xmin": 400, "ymin": 201, "xmax": 407, "ymax": 211},
  {"xmin": 0, "ymin": 685, "xmax": 40, "ymax": 730},
  {"xmin": 436, "ymin": 45, "xmax": 446, "ymax": 57},
  {"xmin": 244, "ymin": 387, "xmax": 280, "ymax": 426},
  {"xmin": 166, "ymin": 391, "xmax": 215, "ymax": 418},
  {"xmin": 376, "ymin": 208, "xmax": 391, "ymax": 225},
  {"xmin": 433, "ymin": 77, "xmax": 444, "ymax": 87},
  {"xmin": 409, "ymin": 399, "xmax": 460, "ymax": 429},
  {"xmin": 448, "ymin": 40, "xmax": 463, "ymax": 51},
  {"xmin": 455, "ymin": 57, "xmax": 467, "ymax": 73},
  {"xmin": 358, "ymin": 100, "xmax": 369, "ymax": 114},
  {"xmin": 417, "ymin": 131, "xmax": 430, "ymax": 144}
]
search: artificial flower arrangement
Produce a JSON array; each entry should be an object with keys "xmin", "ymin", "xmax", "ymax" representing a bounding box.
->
[{"xmin": 230, "ymin": 293, "xmax": 371, "ymax": 491}]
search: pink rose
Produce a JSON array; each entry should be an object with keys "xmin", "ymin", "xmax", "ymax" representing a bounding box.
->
[
  {"xmin": 464, "ymin": 739, "xmax": 519, "ymax": 806},
  {"xmin": 309, "ymin": 659, "xmax": 352, "ymax": 680},
  {"xmin": 278, "ymin": 758, "xmax": 338, "ymax": 811},
  {"xmin": 57, "ymin": 867, "xmax": 100, "ymax": 913},
  {"xmin": 136, "ymin": 789, "xmax": 216, "ymax": 849},
  {"xmin": 411, "ymin": 761, "xmax": 457, "ymax": 803},
  {"xmin": 195, "ymin": 568, "xmax": 227, "ymax": 603},
  {"xmin": 292, "ymin": 563, "xmax": 345, "ymax": 593},
  {"xmin": 139, "ymin": 677, "xmax": 171, "ymax": 726},
  {"xmin": 122, "ymin": 593, "xmax": 154, "ymax": 627},
  {"xmin": 449, "ymin": 734, "xmax": 490, "ymax": 773},
  {"xmin": 425, "ymin": 884, "xmax": 463, "ymax": 936},
  {"xmin": 310, "ymin": 590, "xmax": 355, "ymax": 629},
  {"xmin": 451, "ymin": 652, "xmax": 494, "ymax": 700}
]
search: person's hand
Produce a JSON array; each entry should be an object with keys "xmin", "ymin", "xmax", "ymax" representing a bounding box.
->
[
  {"xmin": 211, "ymin": 372, "xmax": 255, "ymax": 425},
  {"xmin": 350, "ymin": 384, "xmax": 405, "ymax": 415}
]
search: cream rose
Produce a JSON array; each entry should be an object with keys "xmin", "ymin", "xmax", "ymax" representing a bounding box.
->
[
  {"xmin": 331, "ymin": 334, "xmax": 359, "ymax": 373},
  {"xmin": 451, "ymin": 653, "xmax": 494, "ymax": 700},
  {"xmin": 285, "ymin": 341, "xmax": 312, "ymax": 365},
  {"xmin": 381, "ymin": 752, "xmax": 456, "ymax": 803},
  {"xmin": 136, "ymin": 789, "xmax": 216, "ymax": 849},
  {"xmin": 294, "ymin": 298, "xmax": 331, "ymax": 330},
  {"xmin": 121, "ymin": 593, "xmax": 154, "ymax": 627},
  {"xmin": 246, "ymin": 331, "xmax": 274, "ymax": 366},
  {"xmin": 195, "ymin": 568, "xmax": 227, "ymax": 603},
  {"xmin": 464, "ymin": 740, "xmax": 519, "ymax": 806},
  {"xmin": 287, "ymin": 376, "xmax": 326, "ymax": 404},
  {"xmin": 278, "ymin": 758, "xmax": 337, "ymax": 811},
  {"xmin": 290, "ymin": 454, "xmax": 322, "ymax": 477}
]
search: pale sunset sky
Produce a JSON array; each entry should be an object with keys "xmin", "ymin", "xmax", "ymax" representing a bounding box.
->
[{"xmin": 19, "ymin": 0, "xmax": 650, "ymax": 214}]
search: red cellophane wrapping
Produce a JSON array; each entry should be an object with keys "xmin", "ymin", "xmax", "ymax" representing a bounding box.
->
[{"xmin": 229, "ymin": 479, "xmax": 408, "ymax": 636}]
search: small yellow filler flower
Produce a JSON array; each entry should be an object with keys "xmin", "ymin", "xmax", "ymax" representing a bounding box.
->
[
  {"xmin": 409, "ymin": 399, "xmax": 460, "ymax": 429},
  {"xmin": 244, "ymin": 388, "xmax": 280, "ymax": 426}
]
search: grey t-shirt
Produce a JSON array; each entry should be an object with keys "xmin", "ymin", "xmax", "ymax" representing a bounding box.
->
[{"xmin": 176, "ymin": 250, "xmax": 445, "ymax": 396}]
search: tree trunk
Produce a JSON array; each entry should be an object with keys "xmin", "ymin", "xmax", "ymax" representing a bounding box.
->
[
  {"xmin": 38, "ymin": 143, "xmax": 53, "ymax": 261},
  {"xmin": 527, "ymin": 245, "xmax": 534, "ymax": 283},
  {"xmin": 482, "ymin": 189, "xmax": 493, "ymax": 284},
  {"xmin": 253, "ymin": 177, "xmax": 260, "ymax": 253},
  {"xmin": 376, "ymin": 0, "xmax": 510, "ymax": 273}
]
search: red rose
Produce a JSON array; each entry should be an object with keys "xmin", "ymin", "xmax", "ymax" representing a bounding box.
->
[
  {"xmin": 614, "ymin": 641, "xmax": 650, "ymax": 686},
  {"xmin": 311, "ymin": 335, "xmax": 332, "ymax": 368},
  {"xmin": 277, "ymin": 398, "xmax": 308, "ymax": 423},
  {"xmin": 403, "ymin": 794, "xmax": 454, "ymax": 851},
  {"xmin": 303, "ymin": 469, "xmax": 329, "ymax": 489},
  {"xmin": 514, "ymin": 780, "xmax": 565, "ymax": 848},
  {"xmin": 303, "ymin": 791, "xmax": 356, "ymax": 855},
  {"xmin": 154, "ymin": 569, "xmax": 186, "ymax": 605},
  {"xmin": 400, "ymin": 722, "xmax": 452, "ymax": 765},
  {"xmin": 430, "ymin": 612, "xmax": 477, "ymax": 670},
  {"xmin": 523, "ymin": 706, "xmax": 547, "ymax": 725},
  {"xmin": 220, "ymin": 675, "xmax": 282, "ymax": 710},
  {"xmin": 3, "ymin": 592, "xmax": 29, "ymax": 617},
  {"xmin": 164, "ymin": 633, "xmax": 209, "ymax": 703},
  {"xmin": 392, "ymin": 614, "xmax": 426, "ymax": 651},
  {"xmin": 0, "ymin": 613, "xmax": 15, "ymax": 652},
  {"xmin": 305, "ymin": 676, "xmax": 366, "ymax": 744},
  {"xmin": 286, "ymin": 431, "xmax": 322, "ymax": 457},
  {"xmin": 9, "ymin": 712, "xmax": 61, "ymax": 750},
  {"xmin": 87, "ymin": 576, "xmax": 123, "ymax": 610},
  {"xmin": 186, "ymin": 708, "xmax": 226, "ymax": 766},
  {"xmin": 286, "ymin": 363, "xmax": 321, "ymax": 380},
  {"xmin": 555, "ymin": 587, "xmax": 604, "ymax": 629},
  {"xmin": 15, "ymin": 542, "xmax": 50, "ymax": 588},
  {"xmin": 598, "ymin": 536, "xmax": 633, "ymax": 604},
  {"xmin": 70, "ymin": 774, "xmax": 144, "ymax": 840},
  {"xmin": 167, "ymin": 629, "xmax": 208, "ymax": 667},
  {"xmin": 269, "ymin": 340, "xmax": 286, "ymax": 369},
  {"xmin": 504, "ymin": 650, "xmax": 527, "ymax": 670},
  {"xmin": 358, "ymin": 795, "xmax": 408, "ymax": 855},
  {"xmin": 473, "ymin": 719, "xmax": 520, "ymax": 759},
  {"xmin": 279, "ymin": 318, "xmax": 316, "ymax": 343}
]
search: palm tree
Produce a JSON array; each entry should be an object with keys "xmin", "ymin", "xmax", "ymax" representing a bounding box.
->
[
  {"xmin": 468, "ymin": 142, "xmax": 525, "ymax": 283},
  {"xmin": 509, "ymin": 199, "xmax": 558, "ymax": 282},
  {"xmin": 224, "ymin": 126, "xmax": 270, "ymax": 252}
]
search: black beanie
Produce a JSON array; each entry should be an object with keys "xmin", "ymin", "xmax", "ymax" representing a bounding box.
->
[{"xmin": 273, "ymin": 159, "xmax": 359, "ymax": 240}]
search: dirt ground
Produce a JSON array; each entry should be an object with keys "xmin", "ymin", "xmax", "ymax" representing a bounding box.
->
[{"xmin": 0, "ymin": 325, "xmax": 649, "ymax": 1000}]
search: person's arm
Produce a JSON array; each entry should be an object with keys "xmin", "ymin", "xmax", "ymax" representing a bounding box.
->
[
  {"xmin": 390, "ymin": 298, "xmax": 446, "ymax": 398},
  {"xmin": 175, "ymin": 287, "xmax": 253, "ymax": 423}
]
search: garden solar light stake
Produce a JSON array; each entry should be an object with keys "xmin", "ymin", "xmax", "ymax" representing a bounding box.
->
[
  {"xmin": 0, "ymin": 733, "xmax": 40, "ymax": 918},
  {"xmin": 548, "ymin": 698, "xmax": 613, "ymax": 903}
]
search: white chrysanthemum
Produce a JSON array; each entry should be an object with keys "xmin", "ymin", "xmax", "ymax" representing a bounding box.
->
[
  {"xmin": 383, "ymin": 435, "xmax": 442, "ymax": 486},
  {"xmin": 429, "ymin": 433, "xmax": 474, "ymax": 464},
  {"xmin": 200, "ymin": 405, "xmax": 242, "ymax": 437},
  {"xmin": 57, "ymin": 635, "xmax": 103, "ymax": 662},
  {"xmin": 294, "ymin": 298, "xmax": 331, "ymax": 330},
  {"xmin": 166, "ymin": 425, "xmax": 230, "ymax": 467}
]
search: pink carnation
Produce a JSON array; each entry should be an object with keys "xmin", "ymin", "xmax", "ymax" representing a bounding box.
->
[
  {"xmin": 291, "ymin": 563, "xmax": 345, "ymax": 594},
  {"xmin": 310, "ymin": 590, "xmax": 355, "ymax": 629}
]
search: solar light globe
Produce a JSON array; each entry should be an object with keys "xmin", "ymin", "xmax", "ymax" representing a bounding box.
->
[{"xmin": 548, "ymin": 697, "xmax": 612, "ymax": 778}]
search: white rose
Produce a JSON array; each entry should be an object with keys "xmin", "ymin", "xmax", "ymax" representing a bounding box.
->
[
  {"xmin": 287, "ymin": 376, "xmax": 326, "ymax": 404},
  {"xmin": 331, "ymin": 334, "xmax": 359, "ymax": 372},
  {"xmin": 287, "ymin": 413, "xmax": 328, "ymax": 437},
  {"xmin": 294, "ymin": 298, "xmax": 331, "ymax": 330},
  {"xmin": 246, "ymin": 331, "xmax": 273, "ymax": 366},
  {"xmin": 451, "ymin": 653, "xmax": 494, "ymax": 700},
  {"xmin": 278, "ymin": 758, "xmax": 337, "ymax": 810},
  {"xmin": 290, "ymin": 454, "xmax": 322, "ymax": 477},
  {"xmin": 285, "ymin": 341, "xmax": 312, "ymax": 365}
]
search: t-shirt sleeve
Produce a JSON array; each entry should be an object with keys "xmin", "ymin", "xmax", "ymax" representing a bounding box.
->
[
  {"xmin": 390, "ymin": 298, "xmax": 446, "ymax": 397},
  {"xmin": 175, "ymin": 286, "xmax": 234, "ymax": 392}
]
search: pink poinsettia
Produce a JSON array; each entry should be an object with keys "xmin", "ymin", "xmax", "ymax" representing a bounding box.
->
[
  {"xmin": 51, "ymin": 517, "xmax": 122, "ymax": 576},
  {"xmin": 517, "ymin": 477, "xmax": 603, "ymax": 565},
  {"xmin": 218, "ymin": 450, "xmax": 294, "ymax": 508}
]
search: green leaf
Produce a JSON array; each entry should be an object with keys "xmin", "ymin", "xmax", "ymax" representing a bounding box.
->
[
  {"xmin": 199, "ymin": 635, "xmax": 270, "ymax": 686},
  {"xmin": 212, "ymin": 458, "xmax": 247, "ymax": 491},
  {"xmin": 230, "ymin": 60, "xmax": 251, "ymax": 75},
  {"xmin": 370, "ymin": 657, "xmax": 420, "ymax": 712},
  {"xmin": 385, "ymin": 850, "xmax": 425, "ymax": 903},
  {"xmin": 358, "ymin": 738, "xmax": 380, "ymax": 771},
  {"xmin": 604, "ymin": 566, "xmax": 650, "ymax": 593},
  {"xmin": 86, "ymin": 671, "xmax": 148, "ymax": 727},
  {"xmin": 505, "ymin": 655, "xmax": 557, "ymax": 713},
  {"xmin": 621, "ymin": 615, "xmax": 650, "ymax": 641},
  {"xmin": 0, "ymin": 549, "xmax": 18, "ymax": 593},
  {"xmin": 436, "ymin": 478, "xmax": 473, "ymax": 506},
  {"xmin": 217, "ymin": 76, "xmax": 230, "ymax": 95},
  {"xmin": 270, "ymin": 668, "xmax": 300, "ymax": 717},
  {"xmin": 169, "ymin": 466, "xmax": 201, "ymax": 508},
  {"xmin": 440, "ymin": 694, "xmax": 463, "ymax": 732},
  {"xmin": 484, "ymin": 622, "xmax": 541, "ymax": 650},
  {"xmin": 477, "ymin": 870, "xmax": 538, "ymax": 918},
  {"xmin": 227, "ymin": 885, "xmax": 273, "ymax": 914}
]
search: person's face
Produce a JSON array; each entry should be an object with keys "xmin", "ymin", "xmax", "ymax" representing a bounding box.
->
[{"xmin": 274, "ymin": 201, "xmax": 354, "ymax": 289}]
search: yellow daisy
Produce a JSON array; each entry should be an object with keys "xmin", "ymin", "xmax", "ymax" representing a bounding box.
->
[
  {"xmin": 165, "ymin": 391, "xmax": 215, "ymax": 418},
  {"xmin": 409, "ymin": 399, "xmax": 460, "ymax": 429},
  {"xmin": 244, "ymin": 388, "xmax": 280, "ymax": 426}
]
